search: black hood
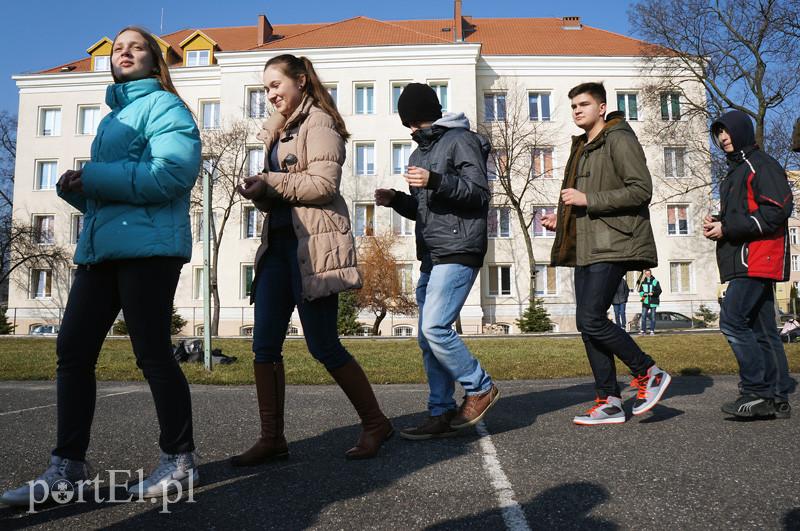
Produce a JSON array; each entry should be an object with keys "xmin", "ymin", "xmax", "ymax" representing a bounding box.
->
[{"xmin": 711, "ymin": 110, "xmax": 756, "ymax": 152}]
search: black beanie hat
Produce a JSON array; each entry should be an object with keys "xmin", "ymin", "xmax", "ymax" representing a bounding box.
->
[{"xmin": 397, "ymin": 83, "xmax": 442, "ymax": 128}]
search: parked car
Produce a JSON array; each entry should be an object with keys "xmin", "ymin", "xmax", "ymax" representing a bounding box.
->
[
  {"xmin": 29, "ymin": 324, "xmax": 59, "ymax": 335},
  {"xmin": 628, "ymin": 311, "xmax": 705, "ymax": 332}
]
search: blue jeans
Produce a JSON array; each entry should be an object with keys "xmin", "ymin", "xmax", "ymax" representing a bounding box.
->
[
  {"xmin": 612, "ymin": 303, "xmax": 627, "ymax": 329},
  {"xmin": 252, "ymin": 229, "xmax": 352, "ymax": 371},
  {"xmin": 416, "ymin": 264, "xmax": 493, "ymax": 416},
  {"xmin": 720, "ymin": 278, "xmax": 792, "ymax": 400},
  {"xmin": 641, "ymin": 306, "xmax": 656, "ymax": 333}
]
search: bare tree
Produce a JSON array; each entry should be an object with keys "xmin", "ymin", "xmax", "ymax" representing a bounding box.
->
[{"xmin": 0, "ymin": 111, "xmax": 17, "ymax": 209}]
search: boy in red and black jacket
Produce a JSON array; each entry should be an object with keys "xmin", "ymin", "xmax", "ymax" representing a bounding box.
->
[{"xmin": 704, "ymin": 110, "xmax": 793, "ymax": 419}]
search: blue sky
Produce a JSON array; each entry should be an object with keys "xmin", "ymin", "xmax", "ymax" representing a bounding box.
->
[{"xmin": 2, "ymin": 0, "xmax": 636, "ymax": 115}]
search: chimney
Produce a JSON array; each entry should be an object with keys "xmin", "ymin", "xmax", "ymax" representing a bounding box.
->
[
  {"xmin": 562, "ymin": 16, "xmax": 582, "ymax": 30},
  {"xmin": 257, "ymin": 14, "xmax": 273, "ymax": 45},
  {"xmin": 454, "ymin": 0, "xmax": 463, "ymax": 42}
]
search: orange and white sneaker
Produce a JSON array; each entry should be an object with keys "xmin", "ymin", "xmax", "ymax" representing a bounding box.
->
[
  {"xmin": 630, "ymin": 364, "xmax": 672, "ymax": 415},
  {"xmin": 572, "ymin": 396, "xmax": 626, "ymax": 425}
]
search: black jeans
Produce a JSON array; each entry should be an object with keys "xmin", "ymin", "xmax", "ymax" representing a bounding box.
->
[
  {"xmin": 252, "ymin": 229, "xmax": 352, "ymax": 370},
  {"xmin": 575, "ymin": 263, "xmax": 655, "ymax": 398},
  {"xmin": 54, "ymin": 257, "xmax": 194, "ymax": 460}
]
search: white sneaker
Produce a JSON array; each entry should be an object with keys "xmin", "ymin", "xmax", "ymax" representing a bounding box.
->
[
  {"xmin": 573, "ymin": 396, "xmax": 626, "ymax": 425},
  {"xmin": 0, "ymin": 455, "xmax": 90, "ymax": 507},
  {"xmin": 128, "ymin": 452, "xmax": 199, "ymax": 498},
  {"xmin": 649, "ymin": 331, "xmax": 655, "ymax": 336}
]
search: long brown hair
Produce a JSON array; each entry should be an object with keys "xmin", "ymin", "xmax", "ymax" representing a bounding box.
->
[
  {"xmin": 265, "ymin": 54, "xmax": 350, "ymax": 140},
  {"xmin": 111, "ymin": 26, "xmax": 190, "ymax": 109}
]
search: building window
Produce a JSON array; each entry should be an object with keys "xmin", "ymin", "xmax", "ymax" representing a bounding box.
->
[
  {"xmin": 242, "ymin": 206, "xmax": 263, "ymax": 239},
  {"xmin": 792, "ymin": 255, "xmax": 800, "ymax": 272},
  {"xmin": 484, "ymin": 93, "xmax": 506, "ymax": 122},
  {"xmin": 93, "ymin": 55, "xmax": 111, "ymax": 71},
  {"xmin": 616, "ymin": 92, "xmax": 639, "ymax": 121},
  {"xmin": 77, "ymin": 106, "xmax": 101, "ymax": 135},
  {"xmin": 528, "ymin": 92, "xmax": 551, "ymax": 121},
  {"xmin": 667, "ymin": 204, "xmax": 690, "ymax": 235},
  {"xmin": 355, "ymin": 84, "xmax": 375, "ymax": 115},
  {"xmin": 429, "ymin": 81, "xmax": 449, "ymax": 112},
  {"xmin": 247, "ymin": 147, "xmax": 265, "ymax": 176},
  {"xmin": 185, "ymin": 50, "xmax": 210, "ymax": 67},
  {"xmin": 248, "ymin": 88, "xmax": 267, "ymax": 119},
  {"xmin": 488, "ymin": 265, "xmax": 511, "ymax": 296},
  {"xmin": 287, "ymin": 325, "xmax": 300, "ymax": 336},
  {"xmin": 626, "ymin": 271, "xmax": 639, "ymax": 292},
  {"xmin": 661, "ymin": 93, "xmax": 681, "ymax": 121},
  {"xmin": 397, "ymin": 264, "xmax": 413, "ymax": 294},
  {"xmin": 32, "ymin": 215, "xmax": 55, "ymax": 245},
  {"xmin": 393, "ymin": 325, "xmax": 414, "ymax": 337},
  {"xmin": 240, "ymin": 326, "xmax": 254, "ymax": 336},
  {"xmin": 532, "ymin": 147, "xmax": 554, "ymax": 178},
  {"xmin": 71, "ymin": 214, "xmax": 84, "ymax": 244},
  {"xmin": 30, "ymin": 269, "xmax": 52, "ymax": 299},
  {"xmin": 359, "ymin": 326, "xmax": 373, "ymax": 337},
  {"xmin": 75, "ymin": 159, "xmax": 89, "ymax": 171},
  {"xmin": 36, "ymin": 161, "xmax": 58, "ymax": 190},
  {"xmin": 201, "ymin": 101, "xmax": 220, "ymax": 130},
  {"xmin": 392, "ymin": 142, "xmax": 411, "ymax": 175},
  {"xmin": 791, "ymin": 227, "xmax": 799, "ymax": 245},
  {"xmin": 664, "ymin": 147, "xmax": 686, "ymax": 178},
  {"xmin": 39, "ymin": 108, "xmax": 61, "ymax": 136},
  {"xmin": 192, "ymin": 210, "xmax": 216, "ymax": 243},
  {"xmin": 193, "ymin": 267, "xmax": 204, "ymax": 300},
  {"xmin": 354, "ymin": 204, "xmax": 375, "ymax": 236},
  {"xmin": 355, "ymin": 143, "xmax": 375, "ymax": 175},
  {"xmin": 669, "ymin": 261, "xmax": 693, "ymax": 293},
  {"xmin": 532, "ymin": 206, "xmax": 556, "ymax": 238},
  {"xmin": 535, "ymin": 264, "xmax": 558, "ymax": 296},
  {"xmin": 391, "ymin": 82, "xmax": 409, "ymax": 113},
  {"xmin": 241, "ymin": 264, "xmax": 255, "ymax": 298},
  {"xmin": 392, "ymin": 210, "xmax": 413, "ymax": 236},
  {"xmin": 488, "ymin": 149, "xmax": 507, "ymax": 180},
  {"xmin": 488, "ymin": 207, "xmax": 511, "ymax": 238},
  {"xmin": 324, "ymin": 84, "xmax": 338, "ymax": 108},
  {"xmin": 495, "ymin": 323, "xmax": 511, "ymax": 334}
]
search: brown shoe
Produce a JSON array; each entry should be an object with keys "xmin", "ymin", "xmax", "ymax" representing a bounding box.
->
[
  {"xmin": 230, "ymin": 362, "xmax": 289, "ymax": 467},
  {"xmin": 399, "ymin": 410, "xmax": 459, "ymax": 440},
  {"xmin": 450, "ymin": 385, "xmax": 500, "ymax": 429},
  {"xmin": 329, "ymin": 360, "xmax": 394, "ymax": 460}
]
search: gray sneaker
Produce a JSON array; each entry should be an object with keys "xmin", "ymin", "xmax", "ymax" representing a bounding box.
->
[
  {"xmin": 0, "ymin": 455, "xmax": 90, "ymax": 507},
  {"xmin": 631, "ymin": 364, "xmax": 672, "ymax": 415},
  {"xmin": 128, "ymin": 452, "xmax": 199, "ymax": 498},
  {"xmin": 573, "ymin": 396, "xmax": 626, "ymax": 425}
]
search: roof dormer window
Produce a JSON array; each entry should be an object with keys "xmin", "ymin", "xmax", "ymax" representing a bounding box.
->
[
  {"xmin": 93, "ymin": 55, "xmax": 110, "ymax": 72},
  {"xmin": 179, "ymin": 30, "xmax": 217, "ymax": 67},
  {"xmin": 185, "ymin": 50, "xmax": 210, "ymax": 67},
  {"xmin": 86, "ymin": 37, "xmax": 113, "ymax": 72}
]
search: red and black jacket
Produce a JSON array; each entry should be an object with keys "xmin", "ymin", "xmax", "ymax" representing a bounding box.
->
[{"xmin": 712, "ymin": 111, "xmax": 793, "ymax": 283}]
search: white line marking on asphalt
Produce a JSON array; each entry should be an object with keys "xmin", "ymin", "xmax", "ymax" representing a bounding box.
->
[
  {"xmin": 476, "ymin": 420, "xmax": 531, "ymax": 531},
  {"xmin": 0, "ymin": 390, "xmax": 138, "ymax": 416}
]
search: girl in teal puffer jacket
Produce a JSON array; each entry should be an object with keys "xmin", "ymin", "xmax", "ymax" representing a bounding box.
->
[{"xmin": 1, "ymin": 27, "xmax": 201, "ymax": 508}]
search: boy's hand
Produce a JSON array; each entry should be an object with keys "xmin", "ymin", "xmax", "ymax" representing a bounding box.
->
[
  {"xmin": 561, "ymin": 188, "xmax": 587, "ymax": 207},
  {"xmin": 541, "ymin": 213, "xmax": 557, "ymax": 231},
  {"xmin": 703, "ymin": 220, "xmax": 723, "ymax": 240},
  {"xmin": 237, "ymin": 176, "xmax": 267, "ymax": 200},
  {"xmin": 375, "ymin": 188, "xmax": 395, "ymax": 207},
  {"xmin": 404, "ymin": 166, "xmax": 430, "ymax": 188}
]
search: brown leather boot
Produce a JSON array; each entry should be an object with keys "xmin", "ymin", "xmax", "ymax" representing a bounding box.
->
[
  {"xmin": 230, "ymin": 362, "xmax": 289, "ymax": 466},
  {"xmin": 329, "ymin": 359, "xmax": 394, "ymax": 460}
]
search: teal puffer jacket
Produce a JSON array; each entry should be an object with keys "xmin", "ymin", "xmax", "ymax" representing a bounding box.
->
[{"xmin": 58, "ymin": 78, "xmax": 201, "ymax": 264}]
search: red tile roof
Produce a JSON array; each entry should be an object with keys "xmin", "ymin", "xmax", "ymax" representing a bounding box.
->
[{"xmin": 40, "ymin": 16, "xmax": 657, "ymax": 74}]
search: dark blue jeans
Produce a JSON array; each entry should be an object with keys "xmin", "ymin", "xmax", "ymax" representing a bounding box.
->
[
  {"xmin": 719, "ymin": 277, "xmax": 793, "ymax": 400},
  {"xmin": 612, "ymin": 303, "xmax": 627, "ymax": 329},
  {"xmin": 641, "ymin": 306, "xmax": 656, "ymax": 333},
  {"xmin": 575, "ymin": 263, "xmax": 655, "ymax": 398},
  {"xmin": 252, "ymin": 229, "xmax": 352, "ymax": 371}
]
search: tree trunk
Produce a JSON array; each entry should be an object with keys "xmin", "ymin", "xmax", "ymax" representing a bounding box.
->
[{"xmin": 372, "ymin": 308, "xmax": 386, "ymax": 336}]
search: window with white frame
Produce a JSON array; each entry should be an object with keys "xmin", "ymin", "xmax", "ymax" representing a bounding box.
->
[
  {"xmin": 32, "ymin": 215, "xmax": 54, "ymax": 244},
  {"xmin": 354, "ymin": 204, "xmax": 375, "ymax": 237},
  {"xmin": 393, "ymin": 325, "xmax": 413, "ymax": 337},
  {"xmin": 193, "ymin": 267, "xmax": 204, "ymax": 300},
  {"xmin": 669, "ymin": 261, "xmax": 693, "ymax": 293},
  {"xmin": 528, "ymin": 92, "xmax": 551, "ymax": 121},
  {"xmin": 790, "ymin": 227, "xmax": 798, "ymax": 245},
  {"xmin": 488, "ymin": 265, "xmax": 512, "ymax": 296},
  {"xmin": 535, "ymin": 264, "xmax": 558, "ymax": 295},
  {"xmin": 664, "ymin": 147, "xmax": 687, "ymax": 178},
  {"xmin": 78, "ymin": 106, "xmax": 101, "ymax": 135},
  {"xmin": 397, "ymin": 264, "xmax": 413, "ymax": 294},
  {"xmin": 495, "ymin": 323, "xmax": 511, "ymax": 334},
  {"xmin": 324, "ymin": 84, "xmax": 338, "ymax": 108},
  {"xmin": 532, "ymin": 147, "xmax": 554, "ymax": 178},
  {"xmin": 36, "ymin": 161, "xmax": 57, "ymax": 190},
  {"xmin": 484, "ymin": 93, "xmax": 506, "ymax": 122},
  {"xmin": 429, "ymin": 81, "xmax": 449, "ymax": 112},
  {"xmin": 241, "ymin": 326, "xmax": 254, "ymax": 336},
  {"xmin": 248, "ymin": 88, "xmax": 267, "ymax": 118},
  {"xmin": 93, "ymin": 55, "xmax": 110, "ymax": 71},
  {"xmin": 392, "ymin": 142, "xmax": 411, "ymax": 174},
  {"xmin": 242, "ymin": 206, "xmax": 263, "ymax": 239},
  {"xmin": 39, "ymin": 108, "xmax": 61, "ymax": 136},
  {"xmin": 392, "ymin": 210, "xmax": 413, "ymax": 236},
  {"xmin": 192, "ymin": 210, "xmax": 216, "ymax": 243},
  {"xmin": 616, "ymin": 92, "xmax": 639, "ymax": 121},
  {"xmin": 532, "ymin": 206, "xmax": 556, "ymax": 238},
  {"xmin": 247, "ymin": 147, "xmax": 265, "ymax": 176},
  {"xmin": 30, "ymin": 269, "xmax": 52, "ymax": 299},
  {"xmin": 391, "ymin": 82, "xmax": 409, "ymax": 113},
  {"xmin": 201, "ymin": 156, "xmax": 218, "ymax": 182},
  {"xmin": 71, "ymin": 214, "xmax": 84, "ymax": 244},
  {"xmin": 359, "ymin": 325, "xmax": 373, "ymax": 337},
  {"xmin": 488, "ymin": 149, "xmax": 507, "ymax": 180},
  {"xmin": 792, "ymin": 255, "xmax": 800, "ymax": 272},
  {"xmin": 355, "ymin": 84, "xmax": 375, "ymax": 115},
  {"xmin": 75, "ymin": 159, "xmax": 89, "ymax": 171},
  {"xmin": 288, "ymin": 325, "xmax": 300, "ymax": 336},
  {"xmin": 355, "ymin": 143, "xmax": 375, "ymax": 175},
  {"xmin": 488, "ymin": 207, "xmax": 511, "ymax": 238},
  {"xmin": 660, "ymin": 93, "xmax": 681, "ymax": 121},
  {"xmin": 241, "ymin": 264, "xmax": 255, "ymax": 298},
  {"xmin": 667, "ymin": 204, "xmax": 690, "ymax": 235},
  {"xmin": 185, "ymin": 50, "xmax": 210, "ymax": 67},
  {"xmin": 201, "ymin": 101, "xmax": 220, "ymax": 130}
]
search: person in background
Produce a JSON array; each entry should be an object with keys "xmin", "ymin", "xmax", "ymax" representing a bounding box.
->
[
  {"xmin": 638, "ymin": 269, "xmax": 661, "ymax": 336},
  {"xmin": 612, "ymin": 276, "xmax": 630, "ymax": 330}
]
